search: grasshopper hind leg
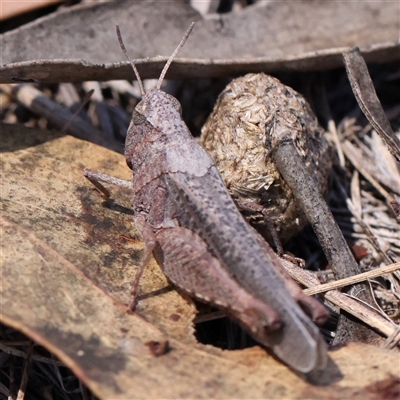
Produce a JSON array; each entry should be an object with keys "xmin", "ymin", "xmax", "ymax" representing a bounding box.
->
[{"xmin": 154, "ymin": 226, "xmax": 284, "ymax": 336}]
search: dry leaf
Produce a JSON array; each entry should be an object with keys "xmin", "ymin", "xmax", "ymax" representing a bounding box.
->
[
  {"xmin": 1, "ymin": 1, "xmax": 399, "ymax": 83},
  {"xmin": 1, "ymin": 123, "xmax": 399, "ymax": 399}
]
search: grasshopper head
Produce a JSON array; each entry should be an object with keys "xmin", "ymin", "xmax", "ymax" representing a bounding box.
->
[{"xmin": 117, "ymin": 23, "xmax": 194, "ymax": 170}]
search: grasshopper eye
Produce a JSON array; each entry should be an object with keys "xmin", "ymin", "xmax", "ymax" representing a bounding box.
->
[
  {"xmin": 132, "ymin": 110, "xmax": 146, "ymax": 125},
  {"xmin": 167, "ymin": 94, "xmax": 182, "ymax": 115}
]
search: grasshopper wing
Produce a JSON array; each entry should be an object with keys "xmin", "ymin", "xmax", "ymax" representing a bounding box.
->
[{"xmin": 165, "ymin": 167, "xmax": 328, "ymax": 373}]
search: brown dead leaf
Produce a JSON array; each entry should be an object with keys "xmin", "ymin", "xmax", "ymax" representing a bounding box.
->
[
  {"xmin": 0, "ymin": 122, "xmax": 195, "ymax": 343},
  {"xmin": 1, "ymin": 123, "xmax": 399, "ymax": 399},
  {"xmin": 1, "ymin": 1, "xmax": 399, "ymax": 83}
]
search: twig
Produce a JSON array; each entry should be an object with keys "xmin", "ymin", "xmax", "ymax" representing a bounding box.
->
[
  {"xmin": 1, "ymin": 83, "xmax": 122, "ymax": 153},
  {"xmin": 16, "ymin": 342, "xmax": 34, "ymax": 400},
  {"xmin": 0, "ymin": 342, "xmax": 64, "ymax": 366},
  {"xmin": 272, "ymin": 138, "xmax": 378, "ymax": 343},
  {"xmin": 304, "ymin": 262, "xmax": 400, "ymax": 295},
  {"xmin": 60, "ymin": 88, "xmax": 94, "ymax": 134},
  {"xmin": 382, "ymin": 325, "xmax": 400, "ymax": 349},
  {"xmin": 280, "ymin": 258, "xmax": 398, "ymax": 339},
  {"xmin": 343, "ymin": 48, "xmax": 400, "ymax": 162},
  {"xmin": 271, "ymin": 139, "xmax": 365, "ymax": 280}
]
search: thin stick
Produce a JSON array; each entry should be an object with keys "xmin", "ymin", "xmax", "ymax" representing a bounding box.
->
[
  {"xmin": 60, "ymin": 89, "xmax": 94, "ymax": 134},
  {"xmin": 271, "ymin": 139, "xmax": 364, "ymax": 281},
  {"xmin": 304, "ymin": 262, "xmax": 400, "ymax": 295},
  {"xmin": 271, "ymin": 138, "xmax": 377, "ymax": 343},
  {"xmin": 16, "ymin": 342, "xmax": 34, "ymax": 400},
  {"xmin": 280, "ymin": 258, "xmax": 398, "ymax": 339},
  {"xmin": 343, "ymin": 48, "xmax": 400, "ymax": 162},
  {"xmin": 0, "ymin": 342, "xmax": 64, "ymax": 366},
  {"xmin": 157, "ymin": 22, "xmax": 195, "ymax": 89},
  {"xmin": 116, "ymin": 24, "xmax": 145, "ymax": 97},
  {"xmin": 382, "ymin": 325, "xmax": 400, "ymax": 349},
  {"xmin": 2, "ymin": 84, "xmax": 122, "ymax": 152}
]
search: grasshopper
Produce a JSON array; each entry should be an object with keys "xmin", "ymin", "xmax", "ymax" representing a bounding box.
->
[{"xmin": 84, "ymin": 23, "xmax": 329, "ymax": 373}]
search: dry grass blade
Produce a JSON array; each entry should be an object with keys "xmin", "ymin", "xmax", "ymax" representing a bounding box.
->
[
  {"xmin": 346, "ymin": 171, "xmax": 394, "ymax": 264},
  {"xmin": 342, "ymin": 140, "xmax": 400, "ymax": 222},
  {"xmin": 304, "ymin": 262, "xmax": 400, "ymax": 295},
  {"xmin": 281, "ymin": 258, "xmax": 398, "ymax": 339},
  {"xmin": 343, "ymin": 48, "xmax": 400, "ymax": 162},
  {"xmin": 382, "ymin": 325, "xmax": 400, "ymax": 349}
]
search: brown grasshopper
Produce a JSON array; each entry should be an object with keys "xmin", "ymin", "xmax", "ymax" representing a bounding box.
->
[{"xmin": 84, "ymin": 23, "xmax": 329, "ymax": 373}]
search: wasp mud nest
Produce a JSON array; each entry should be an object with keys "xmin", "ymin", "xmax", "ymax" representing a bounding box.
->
[{"xmin": 200, "ymin": 73, "xmax": 333, "ymax": 243}]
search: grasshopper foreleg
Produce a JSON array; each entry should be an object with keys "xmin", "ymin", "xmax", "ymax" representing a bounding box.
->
[
  {"xmin": 127, "ymin": 216, "xmax": 157, "ymax": 311},
  {"xmin": 83, "ymin": 168, "xmax": 131, "ymax": 198},
  {"xmin": 83, "ymin": 168, "xmax": 150, "ymax": 311}
]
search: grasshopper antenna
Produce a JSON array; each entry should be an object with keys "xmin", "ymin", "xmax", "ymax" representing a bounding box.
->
[
  {"xmin": 116, "ymin": 24, "xmax": 145, "ymax": 97},
  {"xmin": 157, "ymin": 22, "xmax": 195, "ymax": 90}
]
